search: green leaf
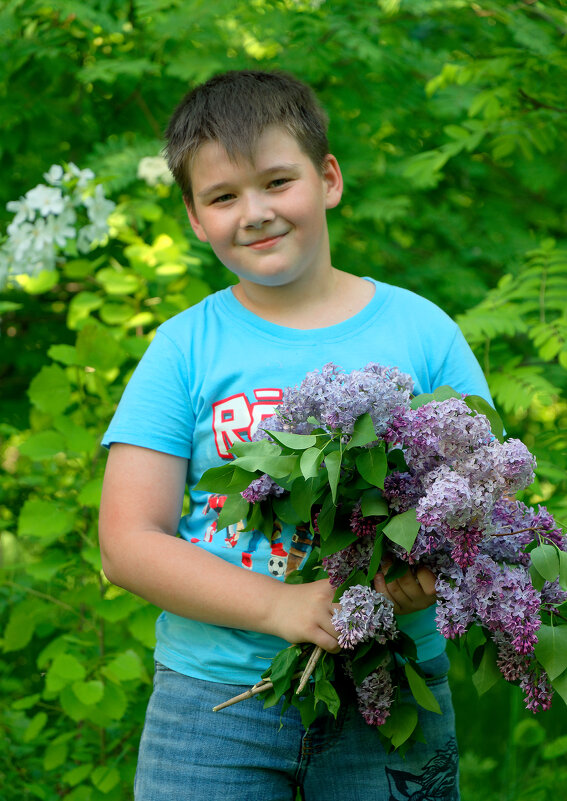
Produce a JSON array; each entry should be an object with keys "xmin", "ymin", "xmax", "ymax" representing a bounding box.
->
[
  {"xmin": 319, "ymin": 528, "xmax": 358, "ymax": 558},
  {"xmin": 43, "ymin": 741, "xmax": 68, "ymax": 771},
  {"xmin": 346, "ymin": 413, "xmax": 377, "ymax": 449},
  {"xmin": 472, "ymin": 640, "xmax": 500, "ymax": 695},
  {"xmin": 231, "ymin": 454, "xmax": 298, "ymax": 479},
  {"xmin": 127, "ymin": 605, "xmax": 159, "ymax": 648},
  {"xmin": 27, "ymin": 364, "xmax": 72, "ymax": 415},
  {"xmin": 534, "ymin": 625, "xmax": 567, "ymax": 681},
  {"xmin": 550, "ymin": 667, "xmax": 567, "ymax": 707},
  {"xmin": 63, "ymin": 763, "xmax": 93, "ymax": 788},
  {"xmin": 102, "ymin": 650, "xmax": 143, "ymax": 682},
  {"xmin": 324, "ymin": 450, "xmax": 342, "ymax": 502},
  {"xmin": 411, "ymin": 393, "xmax": 434, "ymax": 410},
  {"xmin": 531, "ymin": 544, "xmax": 561, "ymax": 583},
  {"xmin": 265, "ymin": 645, "xmax": 302, "ymax": 700},
  {"xmin": 96, "ymin": 267, "xmax": 140, "ymax": 295},
  {"xmin": 383, "ymin": 508, "xmax": 419, "ymax": 553},
  {"xmin": 75, "ymin": 323, "xmax": 126, "ymax": 372},
  {"xmin": 333, "ymin": 568, "xmax": 370, "ymax": 602},
  {"xmin": 78, "ymin": 477, "xmax": 104, "ymax": 508},
  {"xmin": 559, "ymin": 551, "xmax": 567, "ymax": 591},
  {"xmin": 18, "ymin": 499, "xmax": 76, "ymax": 544},
  {"xmin": 380, "ymin": 703, "xmax": 419, "ymax": 748},
  {"xmin": 46, "ymin": 653, "xmax": 86, "ymax": 693},
  {"xmin": 316, "ymin": 491, "xmax": 336, "ymax": 540},
  {"xmin": 23, "ymin": 712, "xmax": 48, "ymax": 743},
  {"xmin": 91, "ymin": 765, "xmax": 120, "ymax": 793},
  {"xmin": 432, "ymin": 385, "xmax": 462, "ymax": 401},
  {"xmin": 356, "ymin": 445, "xmax": 387, "ymax": 489},
  {"xmin": 272, "ymin": 494, "xmax": 303, "ymax": 526},
  {"xmin": 350, "ymin": 641, "xmax": 389, "ymax": 684},
  {"xmin": 229, "ymin": 439, "xmax": 280, "ymax": 458},
  {"xmin": 367, "ymin": 532, "xmax": 384, "ymax": 581},
  {"xmin": 300, "ymin": 447, "xmax": 325, "ymax": 479},
  {"xmin": 266, "ymin": 430, "xmax": 317, "ymax": 450},
  {"xmin": 72, "ymin": 680, "xmax": 104, "ymax": 706},
  {"xmin": 360, "ymin": 488, "xmax": 389, "ymax": 517},
  {"xmin": 216, "ymin": 493, "xmax": 249, "ymax": 531},
  {"xmin": 404, "ymin": 663, "xmax": 442, "ymax": 714},
  {"xmin": 194, "ymin": 464, "xmax": 256, "ymax": 493},
  {"xmin": 290, "ymin": 476, "xmax": 318, "ymax": 522},
  {"xmin": 464, "ymin": 395, "xmax": 504, "ymax": 442},
  {"xmin": 313, "ymin": 677, "xmax": 340, "ymax": 717},
  {"xmin": 18, "ymin": 430, "xmax": 66, "ymax": 460},
  {"xmin": 47, "ymin": 344, "xmax": 78, "ymax": 365}
]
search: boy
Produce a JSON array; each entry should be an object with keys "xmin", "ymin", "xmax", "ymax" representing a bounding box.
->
[{"xmin": 99, "ymin": 70, "xmax": 489, "ymax": 800}]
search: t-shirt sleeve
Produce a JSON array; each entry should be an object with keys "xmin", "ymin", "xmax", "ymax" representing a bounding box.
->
[
  {"xmin": 102, "ymin": 329, "xmax": 194, "ymax": 458},
  {"xmin": 432, "ymin": 325, "xmax": 492, "ymax": 402}
]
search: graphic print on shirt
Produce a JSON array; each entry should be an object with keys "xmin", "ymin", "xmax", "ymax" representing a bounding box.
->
[
  {"xmin": 201, "ymin": 385, "xmax": 289, "ymax": 573},
  {"xmin": 212, "ymin": 387, "xmax": 283, "ymax": 459},
  {"xmin": 201, "ymin": 495, "xmax": 289, "ymax": 573}
]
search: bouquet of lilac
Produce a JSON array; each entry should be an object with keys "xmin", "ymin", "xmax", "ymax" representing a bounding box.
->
[{"xmin": 196, "ymin": 363, "xmax": 567, "ymax": 750}]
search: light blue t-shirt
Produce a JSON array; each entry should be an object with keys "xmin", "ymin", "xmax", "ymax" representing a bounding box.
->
[{"xmin": 103, "ymin": 278, "xmax": 491, "ymax": 684}]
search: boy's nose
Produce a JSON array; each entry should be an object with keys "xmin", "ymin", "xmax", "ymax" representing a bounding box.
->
[{"xmin": 240, "ymin": 192, "xmax": 275, "ymax": 229}]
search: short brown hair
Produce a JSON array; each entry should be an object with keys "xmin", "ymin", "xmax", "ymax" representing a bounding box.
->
[{"xmin": 164, "ymin": 70, "xmax": 329, "ymax": 206}]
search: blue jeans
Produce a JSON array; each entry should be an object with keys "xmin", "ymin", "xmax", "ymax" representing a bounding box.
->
[{"xmin": 135, "ymin": 654, "xmax": 459, "ymax": 801}]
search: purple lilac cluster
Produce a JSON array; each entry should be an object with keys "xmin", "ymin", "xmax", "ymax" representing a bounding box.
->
[
  {"xmin": 332, "ymin": 585, "xmax": 397, "ymax": 649},
  {"xmin": 261, "ymin": 362, "xmax": 413, "ymax": 438},
  {"xmin": 322, "ymin": 536, "xmax": 374, "ymax": 588},
  {"xmin": 383, "ymin": 398, "xmax": 537, "ymax": 570},
  {"xmin": 354, "ymin": 665, "xmax": 395, "ymax": 726},
  {"xmin": 232, "ymin": 363, "xmax": 565, "ymax": 719},
  {"xmin": 241, "ymin": 474, "xmax": 285, "ymax": 504}
]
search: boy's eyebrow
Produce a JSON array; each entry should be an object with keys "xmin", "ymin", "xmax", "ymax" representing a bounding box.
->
[{"xmin": 196, "ymin": 163, "xmax": 302, "ymax": 199}]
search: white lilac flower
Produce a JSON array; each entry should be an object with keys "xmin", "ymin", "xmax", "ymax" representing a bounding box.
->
[
  {"xmin": 43, "ymin": 164, "xmax": 64, "ymax": 185},
  {"xmin": 46, "ymin": 207, "xmax": 77, "ymax": 248},
  {"xmin": 25, "ymin": 185, "xmax": 65, "ymax": 216},
  {"xmin": 137, "ymin": 155, "xmax": 175, "ymax": 186},
  {"xmin": 83, "ymin": 184, "xmax": 115, "ymax": 227},
  {"xmin": 6, "ymin": 196, "xmax": 36, "ymax": 225},
  {"xmin": 28, "ymin": 217, "xmax": 55, "ymax": 253},
  {"xmin": 6, "ymin": 221, "xmax": 35, "ymax": 260},
  {"xmin": 65, "ymin": 162, "xmax": 95, "ymax": 187}
]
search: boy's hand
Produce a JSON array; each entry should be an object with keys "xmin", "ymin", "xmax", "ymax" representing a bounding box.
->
[
  {"xmin": 373, "ymin": 561, "xmax": 436, "ymax": 615},
  {"xmin": 271, "ymin": 579, "xmax": 341, "ymax": 654}
]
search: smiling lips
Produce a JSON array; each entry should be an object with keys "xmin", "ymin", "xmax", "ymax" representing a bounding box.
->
[{"xmin": 242, "ymin": 231, "xmax": 288, "ymax": 249}]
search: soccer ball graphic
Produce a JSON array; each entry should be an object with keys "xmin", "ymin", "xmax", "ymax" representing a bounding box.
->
[{"xmin": 268, "ymin": 556, "xmax": 286, "ymax": 577}]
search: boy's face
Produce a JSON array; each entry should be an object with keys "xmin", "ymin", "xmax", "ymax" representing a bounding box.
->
[{"xmin": 185, "ymin": 126, "xmax": 342, "ymax": 292}]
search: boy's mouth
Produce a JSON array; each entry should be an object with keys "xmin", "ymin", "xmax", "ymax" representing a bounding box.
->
[{"xmin": 242, "ymin": 232, "xmax": 288, "ymax": 249}]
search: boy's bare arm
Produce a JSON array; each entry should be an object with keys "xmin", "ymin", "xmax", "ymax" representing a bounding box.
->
[{"xmin": 99, "ymin": 444, "xmax": 340, "ymax": 652}]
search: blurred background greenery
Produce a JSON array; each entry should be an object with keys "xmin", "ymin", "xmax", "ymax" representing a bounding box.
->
[{"xmin": 1, "ymin": 1, "xmax": 566, "ymax": 799}]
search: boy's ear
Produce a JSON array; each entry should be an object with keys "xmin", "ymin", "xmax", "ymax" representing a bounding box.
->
[
  {"xmin": 323, "ymin": 154, "xmax": 343, "ymax": 211},
  {"xmin": 184, "ymin": 197, "xmax": 209, "ymax": 242}
]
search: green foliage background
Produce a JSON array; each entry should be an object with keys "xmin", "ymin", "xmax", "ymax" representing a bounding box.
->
[{"xmin": 1, "ymin": 1, "xmax": 566, "ymax": 799}]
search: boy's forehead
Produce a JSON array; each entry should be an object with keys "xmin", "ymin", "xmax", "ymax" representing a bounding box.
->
[{"xmin": 190, "ymin": 126, "xmax": 311, "ymax": 184}]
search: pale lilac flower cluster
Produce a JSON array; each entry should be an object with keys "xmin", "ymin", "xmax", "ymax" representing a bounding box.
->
[
  {"xmin": 322, "ymin": 536, "xmax": 374, "ymax": 588},
  {"xmin": 355, "ymin": 665, "xmax": 395, "ymax": 726},
  {"xmin": 265, "ymin": 363, "xmax": 413, "ymax": 437},
  {"xmin": 241, "ymin": 474, "xmax": 285, "ymax": 504},
  {"xmin": 332, "ymin": 585, "xmax": 397, "ymax": 649}
]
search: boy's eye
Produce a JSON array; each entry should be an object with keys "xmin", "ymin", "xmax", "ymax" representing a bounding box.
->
[
  {"xmin": 269, "ymin": 178, "xmax": 290, "ymax": 188},
  {"xmin": 211, "ymin": 193, "xmax": 235, "ymax": 204}
]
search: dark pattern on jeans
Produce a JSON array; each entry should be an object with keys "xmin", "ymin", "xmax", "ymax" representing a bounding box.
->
[{"xmin": 385, "ymin": 738, "xmax": 459, "ymax": 801}]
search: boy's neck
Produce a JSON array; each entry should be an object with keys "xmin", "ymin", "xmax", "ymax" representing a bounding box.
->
[{"xmin": 231, "ymin": 269, "xmax": 375, "ymax": 330}]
